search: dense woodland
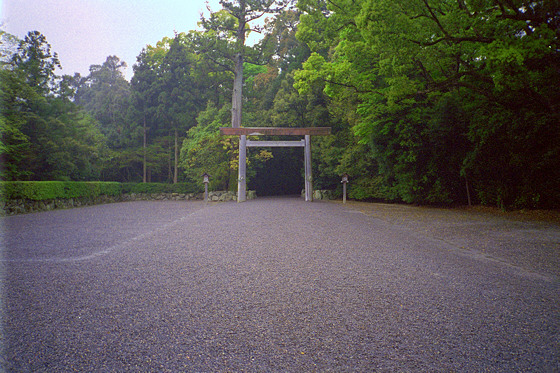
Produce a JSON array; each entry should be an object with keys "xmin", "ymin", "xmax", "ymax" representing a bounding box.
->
[{"xmin": 1, "ymin": 0, "xmax": 559, "ymax": 209}]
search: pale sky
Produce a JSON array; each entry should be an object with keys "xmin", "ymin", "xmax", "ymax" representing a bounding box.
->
[{"xmin": 1, "ymin": 0, "xmax": 222, "ymax": 80}]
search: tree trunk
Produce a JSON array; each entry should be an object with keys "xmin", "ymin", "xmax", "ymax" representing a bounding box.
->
[
  {"xmin": 231, "ymin": 52, "xmax": 243, "ymax": 128},
  {"xmin": 173, "ymin": 128, "xmax": 178, "ymax": 184},
  {"xmin": 465, "ymin": 171, "xmax": 472, "ymax": 207},
  {"xmin": 231, "ymin": 10, "xmax": 246, "ymax": 129},
  {"xmin": 168, "ymin": 133, "xmax": 173, "ymax": 182},
  {"xmin": 143, "ymin": 115, "xmax": 147, "ymax": 183}
]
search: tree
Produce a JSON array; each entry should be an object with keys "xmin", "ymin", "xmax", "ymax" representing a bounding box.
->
[
  {"xmin": 295, "ymin": 0, "xmax": 560, "ymax": 208},
  {"xmin": 1, "ymin": 31, "xmax": 107, "ymax": 181},
  {"xmin": 200, "ymin": 0, "xmax": 292, "ymax": 128},
  {"xmin": 73, "ymin": 56, "xmax": 138, "ymax": 181},
  {"xmin": 157, "ymin": 35, "xmax": 202, "ymax": 183},
  {"xmin": 0, "ymin": 29, "xmax": 19, "ymax": 68},
  {"xmin": 131, "ymin": 49, "xmax": 159, "ymax": 182},
  {"xmin": 181, "ymin": 102, "xmax": 238, "ymax": 190},
  {"xmin": 76, "ymin": 56, "xmax": 131, "ymax": 149},
  {"xmin": 10, "ymin": 31, "xmax": 60, "ymax": 95},
  {"xmin": 129, "ymin": 32, "xmax": 226, "ymax": 184},
  {"xmin": 0, "ymin": 69, "xmax": 34, "ymax": 180}
]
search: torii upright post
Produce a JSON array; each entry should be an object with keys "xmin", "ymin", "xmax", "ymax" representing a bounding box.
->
[
  {"xmin": 238, "ymin": 135, "xmax": 247, "ymax": 203},
  {"xmin": 304, "ymin": 135, "xmax": 313, "ymax": 202}
]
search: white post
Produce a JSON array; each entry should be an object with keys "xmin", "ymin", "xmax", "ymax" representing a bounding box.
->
[
  {"xmin": 304, "ymin": 150, "xmax": 308, "ymax": 201},
  {"xmin": 304, "ymin": 135, "xmax": 313, "ymax": 202},
  {"xmin": 341, "ymin": 174, "xmax": 348, "ymax": 204},
  {"xmin": 238, "ymin": 135, "xmax": 247, "ymax": 202}
]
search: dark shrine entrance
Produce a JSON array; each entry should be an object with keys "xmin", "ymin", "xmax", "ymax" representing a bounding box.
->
[
  {"xmin": 250, "ymin": 147, "xmax": 303, "ymax": 196},
  {"xmin": 220, "ymin": 127, "xmax": 331, "ymax": 202}
]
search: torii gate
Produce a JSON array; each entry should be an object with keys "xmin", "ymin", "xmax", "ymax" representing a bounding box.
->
[{"xmin": 219, "ymin": 127, "xmax": 331, "ymax": 202}]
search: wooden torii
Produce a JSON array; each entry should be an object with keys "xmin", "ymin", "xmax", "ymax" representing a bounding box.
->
[{"xmin": 219, "ymin": 127, "xmax": 331, "ymax": 202}]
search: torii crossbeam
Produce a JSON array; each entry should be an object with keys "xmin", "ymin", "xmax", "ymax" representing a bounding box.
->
[{"xmin": 220, "ymin": 127, "xmax": 332, "ymax": 202}]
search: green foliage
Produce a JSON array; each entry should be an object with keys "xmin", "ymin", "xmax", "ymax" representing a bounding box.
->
[
  {"xmin": 0, "ymin": 181, "xmax": 198, "ymax": 202},
  {"xmin": 121, "ymin": 182, "xmax": 198, "ymax": 194},
  {"xmin": 180, "ymin": 102, "xmax": 237, "ymax": 191},
  {"xmin": 0, "ymin": 181, "xmax": 122, "ymax": 201},
  {"xmin": 0, "ymin": 31, "xmax": 109, "ymax": 182},
  {"xmin": 125, "ymin": 33, "xmax": 219, "ymax": 183},
  {"xmin": 0, "ymin": 69, "xmax": 35, "ymax": 180},
  {"xmin": 10, "ymin": 31, "xmax": 61, "ymax": 95},
  {"xmin": 75, "ymin": 56, "xmax": 131, "ymax": 150},
  {"xmin": 2, "ymin": 2, "xmax": 558, "ymax": 209},
  {"xmin": 97, "ymin": 182, "xmax": 123, "ymax": 196},
  {"xmin": 295, "ymin": 0, "xmax": 560, "ymax": 208}
]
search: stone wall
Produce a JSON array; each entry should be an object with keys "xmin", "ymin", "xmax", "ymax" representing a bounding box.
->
[{"xmin": 1, "ymin": 190, "xmax": 257, "ymax": 216}]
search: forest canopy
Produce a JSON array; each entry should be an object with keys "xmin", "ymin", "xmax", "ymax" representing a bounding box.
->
[{"xmin": 1, "ymin": 0, "xmax": 559, "ymax": 209}]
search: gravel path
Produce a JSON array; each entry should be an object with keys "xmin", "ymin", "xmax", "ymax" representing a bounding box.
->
[{"xmin": 1, "ymin": 198, "xmax": 559, "ymax": 371}]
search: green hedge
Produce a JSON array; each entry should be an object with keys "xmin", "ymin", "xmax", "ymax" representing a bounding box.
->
[
  {"xmin": 0, "ymin": 181, "xmax": 122, "ymax": 201},
  {"xmin": 121, "ymin": 182, "xmax": 200, "ymax": 194},
  {"xmin": 0, "ymin": 181, "xmax": 199, "ymax": 201}
]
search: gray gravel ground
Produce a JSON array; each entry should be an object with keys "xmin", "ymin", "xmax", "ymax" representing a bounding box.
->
[{"xmin": 1, "ymin": 198, "xmax": 559, "ymax": 372}]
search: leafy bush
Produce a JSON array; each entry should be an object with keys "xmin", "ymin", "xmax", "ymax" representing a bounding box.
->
[
  {"xmin": 121, "ymin": 182, "xmax": 199, "ymax": 194},
  {"xmin": 0, "ymin": 181, "xmax": 122, "ymax": 201},
  {"xmin": 0, "ymin": 181, "xmax": 200, "ymax": 202},
  {"xmin": 347, "ymin": 176, "xmax": 387, "ymax": 201},
  {"xmin": 0, "ymin": 181, "xmax": 61, "ymax": 200},
  {"xmin": 97, "ymin": 182, "xmax": 122, "ymax": 196}
]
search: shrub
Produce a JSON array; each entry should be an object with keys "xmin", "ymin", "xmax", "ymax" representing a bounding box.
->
[
  {"xmin": 97, "ymin": 182, "xmax": 122, "ymax": 196},
  {"xmin": 0, "ymin": 181, "xmax": 197, "ymax": 202},
  {"xmin": 121, "ymin": 182, "xmax": 199, "ymax": 194},
  {"xmin": 0, "ymin": 181, "xmax": 123, "ymax": 201}
]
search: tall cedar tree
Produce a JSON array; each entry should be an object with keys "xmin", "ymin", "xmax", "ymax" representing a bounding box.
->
[{"xmin": 200, "ymin": 0, "xmax": 291, "ymax": 128}]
